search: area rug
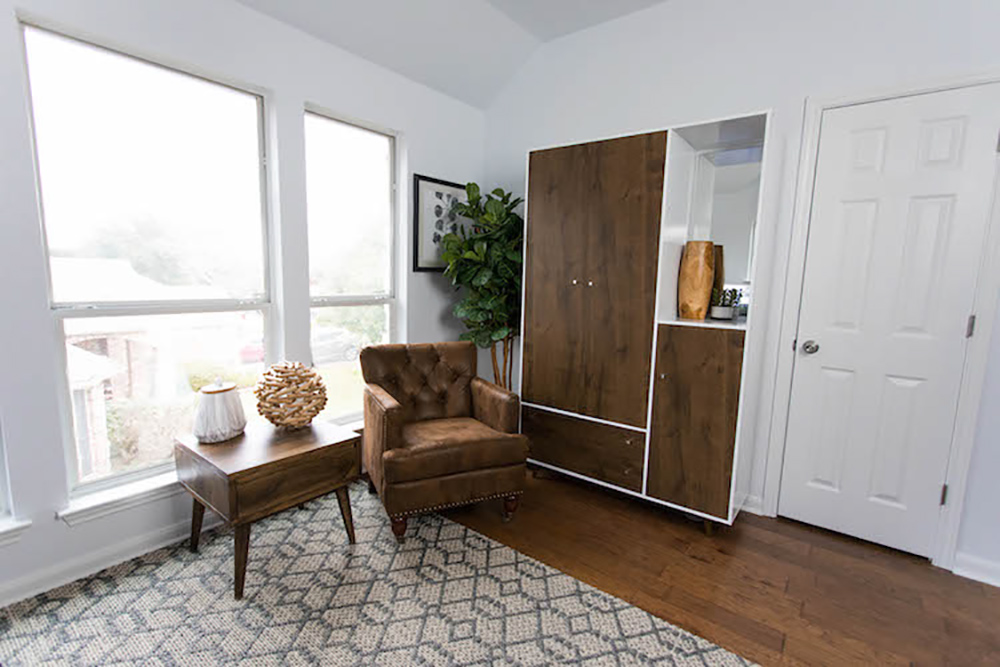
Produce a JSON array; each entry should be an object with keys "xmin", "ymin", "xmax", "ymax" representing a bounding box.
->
[{"xmin": 0, "ymin": 482, "xmax": 752, "ymax": 665}]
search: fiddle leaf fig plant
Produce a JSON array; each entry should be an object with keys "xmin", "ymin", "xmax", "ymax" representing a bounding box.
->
[{"xmin": 440, "ymin": 183, "xmax": 524, "ymax": 388}]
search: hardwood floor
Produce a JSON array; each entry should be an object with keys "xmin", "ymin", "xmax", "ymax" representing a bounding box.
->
[{"xmin": 443, "ymin": 471, "xmax": 1000, "ymax": 666}]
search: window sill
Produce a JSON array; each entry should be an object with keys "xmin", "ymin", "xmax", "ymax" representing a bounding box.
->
[
  {"xmin": 0, "ymin": 516, "xmax": 32, "ymax": 548},
  {"xmin": 58, "ymin": 471, "xmax": 184, "ymax": 527}
]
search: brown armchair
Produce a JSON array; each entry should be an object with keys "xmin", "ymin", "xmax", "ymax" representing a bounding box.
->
[{"xmin": 360, "ymin": 341, "xmax": 528, "ymax": 542}]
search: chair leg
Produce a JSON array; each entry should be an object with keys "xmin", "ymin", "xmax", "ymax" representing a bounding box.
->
[
  {"xmin": 367, "ymin": 477, "xmax": 377, "ymax": 495},
  {"xmin": 390, "ymin": 517, "xmax": 407, "ymax": 543},
  {"xmin": 502, "ymin": 495, "xmax": 519, "ymax": 523}
]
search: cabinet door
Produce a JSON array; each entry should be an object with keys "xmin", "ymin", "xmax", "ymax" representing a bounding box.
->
[
  {"xmin": 522, "ymin": 144, "xmax": 588, "ymax": 414},
  {"xmin": 523, "ymin": 132, "xmax": 665, "ymax": 427},
  {"xmin": 647, "ymin": 324, "xmax": 745, "ymax": 518}
]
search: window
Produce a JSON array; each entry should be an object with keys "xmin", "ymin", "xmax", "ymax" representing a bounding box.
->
[
  {"xmin": 304, "ymin": 112, "xmax": 394, "ymax": 421},
  {"xmin": 24, "ymin": 27, "xmax": 269, "ymax": 487}
]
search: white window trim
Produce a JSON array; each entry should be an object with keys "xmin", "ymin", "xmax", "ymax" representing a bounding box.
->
[
  {"xmin": 22, "ymin": 25, "xmax": 274, "ymax": 496},
  {"xmin": 0, "ymin": 517, "xmax": 32, "ymax": 548},
  {"xmin": 57, "ymin": 470, "xmax": 183, "ymax": 527},
  {"xmin": 305, "ymin": 109, "xmax": 399, "ymax": 425}
]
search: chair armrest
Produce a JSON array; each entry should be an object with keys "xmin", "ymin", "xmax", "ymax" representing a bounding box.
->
[
  {"xmin": 471, "ymin": 377, "xmax": 520, "ymax": 433},
  {"xmin": 364, "ymin": 384, "xmax": 405, "ymax": 490}
]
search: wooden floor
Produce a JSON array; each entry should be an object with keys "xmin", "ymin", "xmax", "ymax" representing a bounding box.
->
[{"xmin": 443, "ymin": 472, "xmax": 1000, "ymax": 666}]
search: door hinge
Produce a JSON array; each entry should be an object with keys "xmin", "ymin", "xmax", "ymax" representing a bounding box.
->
[
  {"xmin": 996, "ymin": 129, "xmax": 1000, "ymax": 153},
  {"xmin": 792, "ymin": 338, "xmax": 797, "ymax": 352},
  {"xmin": 967, "ymin": 314, "xmax": 977, "ymax": 338},
  {"xmin": 940, "ymin": 483, "xmax": 949, "ymax": 506}
]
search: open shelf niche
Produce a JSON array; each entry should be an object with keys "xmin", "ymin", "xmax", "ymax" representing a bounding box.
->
[{"xmin": 656, "ymin": 114, "xmax": 767, "ymax": 330}]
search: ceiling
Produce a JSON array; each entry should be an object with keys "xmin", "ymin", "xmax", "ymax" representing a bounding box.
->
[
  {"xmin": 235, "ymin": 0, "xmax": 669, "ymax": 108},
  {"xmin": 484, "ymin": 0, "xmax": 668, "ymax": 41}
]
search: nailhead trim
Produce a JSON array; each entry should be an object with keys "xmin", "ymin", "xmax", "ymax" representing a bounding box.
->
[{"xmin": 390, "ymin": 491, "xmax": 523, "ymax": 519}]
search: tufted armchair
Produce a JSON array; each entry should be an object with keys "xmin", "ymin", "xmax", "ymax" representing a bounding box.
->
[{"xmin": 360, "ymin": 341, "xmax": 528, "ymax": 542}]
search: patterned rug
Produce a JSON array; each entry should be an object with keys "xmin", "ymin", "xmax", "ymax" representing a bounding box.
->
[{"xmin": 0, "ymin": 482, "xmax": 752, "ymax": 665}]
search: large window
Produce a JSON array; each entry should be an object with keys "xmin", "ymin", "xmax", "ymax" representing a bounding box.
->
[
  {"xmin": 304, "ymin": 112, "xmax": 394, "ymax": 421},
  {"xmin": 24, "ymin": 27, "xmax": 269, "ymax": 487}
]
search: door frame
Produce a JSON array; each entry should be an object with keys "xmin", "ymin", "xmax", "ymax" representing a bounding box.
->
[{"xmin": 763, "ymin": 74, "xmax": 1000, "ymax": 569}]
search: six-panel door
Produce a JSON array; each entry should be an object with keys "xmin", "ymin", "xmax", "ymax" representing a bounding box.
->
[
  {"xmin": 779, "ymin": 84, "xmax": 1000, "ymax": 557},
  {"xmin": 522, "ymin": 132, "xmax": 666, "ymax": 428}
]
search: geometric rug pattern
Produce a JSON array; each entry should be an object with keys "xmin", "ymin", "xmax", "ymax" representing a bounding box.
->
[{"xmin": 0, "ymin": 481, "xmax": 753, "ymax": 665}]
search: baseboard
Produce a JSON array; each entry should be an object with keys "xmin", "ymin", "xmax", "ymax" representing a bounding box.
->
[
  {"xmin": 0, "ymin": 515, "xmax": 223, "ymax": 608},
  {"xmin": 952, "ymin": 551, "xmax": 1000, "ymax": 589},
  {"xmin": 740, "ymin": 494, "xmax": 766, "ymax": 516}
]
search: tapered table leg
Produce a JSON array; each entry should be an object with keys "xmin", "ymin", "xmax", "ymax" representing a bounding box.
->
[
  {"xmin": 335, "ymin": 486, "xmax": 356, "ymax": 544},
  {"xmin": 190, "ymin": 499, "xmax": 205, "ymax": 553},
  {"xmin": 234, "ymin": 524, "xmax": 251, "ymax": 599}
]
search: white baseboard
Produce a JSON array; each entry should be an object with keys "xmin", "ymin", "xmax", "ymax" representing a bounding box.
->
[
  {"xmin": 0, "ymin": 515, "xmax": 222, "ymax": 608},
  {"xmin": 740, "ymin": 494, "xmax": 767, "ymax": 516},
  {"xmin": 952, "ymin": 551, "xmax": 1000, "ymax": 589}
]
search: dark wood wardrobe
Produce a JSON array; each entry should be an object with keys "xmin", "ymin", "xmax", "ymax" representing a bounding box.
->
[{"xmin": 519, "ymin": 117, "xmax": 766, "ymax": 525}]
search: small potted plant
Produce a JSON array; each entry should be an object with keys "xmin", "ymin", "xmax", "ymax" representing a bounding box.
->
[{"xmin": 710, "ymin": 288, "xmax": 742, "ymax": 320}]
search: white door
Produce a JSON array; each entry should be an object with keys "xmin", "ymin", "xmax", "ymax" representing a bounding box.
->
[{"xmin": 779, "ymin": 84, "xmax": 1000, "ymax": 557}]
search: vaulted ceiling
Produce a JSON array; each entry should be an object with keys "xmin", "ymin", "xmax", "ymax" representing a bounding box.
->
[{"xmin": 234, "ymin": 0, "xmax": 668, "ymax": 108}]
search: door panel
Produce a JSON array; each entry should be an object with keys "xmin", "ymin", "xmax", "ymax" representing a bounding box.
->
[
  {"xmin": 780, "ymin": 84, "xmax": 1000, "ymax": 557},
  {"xmin": 647, "ymin": 324, "xmax": 744, "ymax": 518},
  {"xmin": 522, "ymin": 132, "xmax": 665, "ymax": 427},
  {"xmin": 522, "ymin": 145, "xmax": 587, "ymax": 413}
]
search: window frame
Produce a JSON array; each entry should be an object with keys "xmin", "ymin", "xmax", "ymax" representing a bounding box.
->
[
  {"xmin": 22, "ymin": 24, "xmax": 274, "ymax": 495},
  {"xmin": 304, "ymin": 107, "xmax": 398, "ymax": 424}
]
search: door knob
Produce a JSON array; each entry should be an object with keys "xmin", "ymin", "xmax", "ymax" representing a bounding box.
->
[{"xmin": 801, "ymin": 340, "xmax": 820, "ymax": 355}]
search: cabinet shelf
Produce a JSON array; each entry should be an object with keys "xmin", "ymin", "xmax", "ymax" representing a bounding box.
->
[{"xmin": 658, "ymin": 318, "xmax": 747, "ymax": 331}]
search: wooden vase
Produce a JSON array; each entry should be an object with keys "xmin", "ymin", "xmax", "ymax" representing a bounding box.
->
[
  {"xmin": 678, "ymin": 241, "xmax": 715, "ymax": 320},
  {"xmin": 713, "ymin": 245, "xmax": 725, "ymax": 292}
]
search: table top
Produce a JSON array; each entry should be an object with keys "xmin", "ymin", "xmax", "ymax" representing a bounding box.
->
[{"xmin": 175, "ymin": 420, "xmax": 360, "ymax": 477}]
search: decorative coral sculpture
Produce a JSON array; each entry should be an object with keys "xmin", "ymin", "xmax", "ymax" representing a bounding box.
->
[{"xmin": 254, "ymin": 361, "xmax": 327, "ymax": 429}]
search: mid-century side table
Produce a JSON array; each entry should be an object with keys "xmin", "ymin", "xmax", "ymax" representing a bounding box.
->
[{"xmin": 174, "ymin": 420, "xmax": 361, "ymax": 599}]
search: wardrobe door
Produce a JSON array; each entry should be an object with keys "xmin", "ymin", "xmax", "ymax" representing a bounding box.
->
[
  {"xmin": 647, "ymin": 324, "xmax": 745, "ymax": 518},
  {"xmin": 522, "ymin": 145, "xmax": 588, "ymax": 413},
  {"xmin": 581, "ymin": 132, "xmax": 665, "ymax": 427},
  {"xmin": 522, "ymin": 132, "xmax": 665, "ymax": 427}
]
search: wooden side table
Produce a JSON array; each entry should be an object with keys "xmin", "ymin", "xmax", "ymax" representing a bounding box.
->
[{"xmin": 174, "ymin": 421, "xmax": 361, "ymax": 599}]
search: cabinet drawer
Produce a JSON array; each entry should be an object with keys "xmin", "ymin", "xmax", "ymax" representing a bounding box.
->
[{"xmin": 522, "ymin": 406, "xmax": 644, "ymax": 491}]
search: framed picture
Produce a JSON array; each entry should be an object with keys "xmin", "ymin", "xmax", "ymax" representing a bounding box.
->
[{"xmin": 413, "ymin": 173, "xmax": 470, "ymax": 272}]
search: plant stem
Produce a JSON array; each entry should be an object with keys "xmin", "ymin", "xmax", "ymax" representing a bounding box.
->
[
  {"xmin": 506, "ymin": 334, "xmax": 515, "ymax": 390},
  {"xmin": 490, "ymin": 342, "xmax": 500, "ymax": 385},
  {"xmin": 501, "ymin": 335, "xmax": 510, "ymax": 389}
]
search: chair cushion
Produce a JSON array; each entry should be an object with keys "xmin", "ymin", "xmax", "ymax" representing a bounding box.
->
[{"xmin": 382, "ymin": 418, "xmax": 529, "ymax": 484}]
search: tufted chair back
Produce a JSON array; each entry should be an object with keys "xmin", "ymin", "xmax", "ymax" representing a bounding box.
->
[{"xmin": 360, "ymin": 342, "xmax": 476, "ymax": 423}]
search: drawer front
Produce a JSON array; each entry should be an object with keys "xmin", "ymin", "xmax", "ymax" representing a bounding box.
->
[
  {"xmin": 234, "ymin": 438, "xmax": 360, "ymax": 524},
  {"xmin": 522, "ymin": 406, "xmax": 644, "ymax": 492}
]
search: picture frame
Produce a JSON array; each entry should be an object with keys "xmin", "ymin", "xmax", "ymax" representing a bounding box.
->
[{"xmin": 412, "ymin": 173, "xmax": 470, "ymax": 272}]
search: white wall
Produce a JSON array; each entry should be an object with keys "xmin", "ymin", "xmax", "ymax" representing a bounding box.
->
[
  {"xmin": 485, "ymin": 0, "xmax": 1000, "ymax": 571},
  {"xmin": 0, "ymin": 0, "xmax": 484, "ymax": 602}
]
